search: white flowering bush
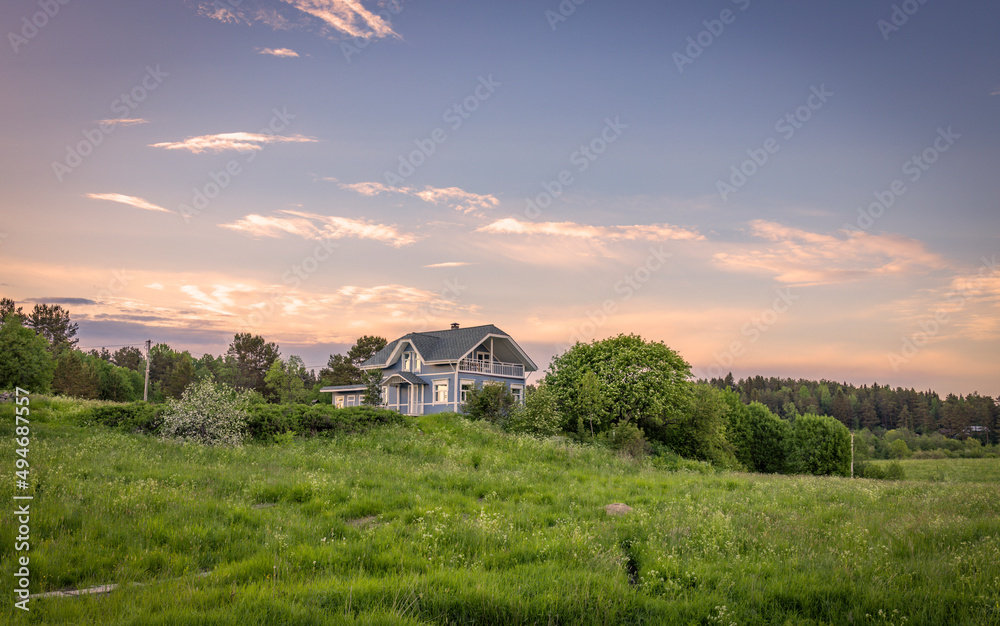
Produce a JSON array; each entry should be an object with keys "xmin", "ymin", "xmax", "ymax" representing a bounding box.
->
[{"xmin": 161, "ymin": 379, "xmax": 253, "ymax": 446}]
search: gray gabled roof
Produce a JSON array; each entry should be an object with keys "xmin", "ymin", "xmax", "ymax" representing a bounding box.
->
[{"xmin": 362, "ymin": 324, "xmax": 537, "ymax": 371}]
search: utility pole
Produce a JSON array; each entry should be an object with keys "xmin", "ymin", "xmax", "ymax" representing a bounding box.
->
[{"xmin": 143, "ymin": 339, "xmax": 151, "ymax": 402}]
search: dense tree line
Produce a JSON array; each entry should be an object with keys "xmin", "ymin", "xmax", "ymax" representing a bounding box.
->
[
  {"xmin": 0, "ymin": 299, "xmax": 390, "ymax": 407},
  {"xmin": 461, "ymin": 335, "xmax": 856, "ymax": 476},
  {"xmin": 704, "ymin": 374, "xmax": 999, "ymax": 443}
]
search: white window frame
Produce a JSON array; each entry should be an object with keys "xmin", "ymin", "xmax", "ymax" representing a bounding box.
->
[
  {"xmin": 476, "ymin": 350, "xmax": 490, "ymax": 362},
  {"xmin": 510, "ymin": 384, "xmax": 524, "ymax": 404},
  {"xmin": 433, "ymin": 379, "xmax": 449, "ymax": 404},
  {"xmin": 381, "ymin": 386, "xmax": 388, "ymax": 405},
  {"xmin": 402, "ymin": 351, "xmax": 413, "ymax": 372},
  {"xmin": 460, "ymin": 379, "xmax": 475, "ymax": 403},
  {"xmin": 335, "ymin": 396, "xmax": 344, "ymax": 409},
  {"xmin": 346, "ymin": 395, "xmax": 355, "ymax": 407}
]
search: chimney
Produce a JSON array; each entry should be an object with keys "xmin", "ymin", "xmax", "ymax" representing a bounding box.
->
[{"xmin": 450, "ymin": 322, "xmax": 460, "ymax": 330}]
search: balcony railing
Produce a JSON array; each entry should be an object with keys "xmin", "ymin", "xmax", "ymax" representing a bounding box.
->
[{"xmin": 458, "ymin": 358, "xmax": 524, "ymax": 378}]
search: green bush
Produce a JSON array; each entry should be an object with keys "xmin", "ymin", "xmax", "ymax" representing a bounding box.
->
[
  {"xmin": 788, "ymin": 413, "xmax": 851, "ymax": 476},
  {"xmin": 598, "ymin": 421, "xmax": 650, "ymax": 458},
  {"xmin": 859, "ymin": 462, "xmax": 886, "ymax": 480},
  {"xmin": 506, "ymin": 384, "xmax": 561, "ymax": 437},
  {"xmin": 245, "ymin": 403, "xmax": 405, "ymax": 441},
  {"xmin": 858, "ymin": 461, "xmax": 906, "ymax": 481},
  {"xmin": 245, "ymin": 404, "xmax": 304, "ymax": 440},
  {"xmin": 884, "ymin": 461, "xmax": 906, "ymax": 480},
  {"xmin": 653, "ymin": 384, "xmax": 740, "ymax": 469},
  {"xmin": 890, "ymin": 438, "xmax": 912, "ymax": 459},
  {"xmin": 649, "ymin": 446, "xmax": 716, "ymax": 473},
  {"xmin": 720, "ymin": 390, "xmax": 790, "ymax": 473},
  {"xmin": 85, "ymin": 402, "xmax": 167, "ymax": 434},
  {"xmin": 461, "ymin": 381, "xmax": 517, "ymax": 427}
]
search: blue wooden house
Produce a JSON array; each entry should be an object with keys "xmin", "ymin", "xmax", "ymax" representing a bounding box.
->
[{"xmin": 320, "ymin": 323, "xmax": 538, "ymax": 415}]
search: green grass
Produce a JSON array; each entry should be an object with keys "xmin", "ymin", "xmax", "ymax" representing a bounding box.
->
[
  {"xmin": 3, "ymin": 398, "xmax": 1000, "ymax": 624},
  {"xmin": 870, "ymin": 457, "xmax": 1000, "ymax": 483}
]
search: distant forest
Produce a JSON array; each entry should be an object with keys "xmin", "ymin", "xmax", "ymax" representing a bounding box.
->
[{"xmin": 705, "ymin": 374, "xmax": 998, "ymax": 443}]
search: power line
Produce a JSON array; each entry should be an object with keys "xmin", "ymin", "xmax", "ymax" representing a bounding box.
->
[{"xmin": 77, "ymin": 343, "xmax": 146, "ymax": 351}]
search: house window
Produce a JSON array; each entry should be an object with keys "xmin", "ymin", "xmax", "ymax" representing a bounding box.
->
[
  {"xmin": 511, "ymin": 384, "xmax": 524, "ymax": 404},
  {"xmin": 434, "ymin": 380, "xmax": 449, "ymax": 403},
  {"xmin": 402, "ymin": 351, "xmax": 413, "ymax": 372},
  {"xmin": 460, "ymin": 380, "xmax": 474, "ymax": 403},
  {"xmin": 381, "ymin": 386, "xmax": 388, "ymax": 405},
  {"xmin": 335, "ymin": 396, "xmax": 344, "ymax": 409}
]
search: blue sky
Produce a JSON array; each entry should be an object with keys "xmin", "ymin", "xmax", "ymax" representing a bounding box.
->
[{"xmin": 1, "ymin": 0, "xmax": 998, "ymax": 395}]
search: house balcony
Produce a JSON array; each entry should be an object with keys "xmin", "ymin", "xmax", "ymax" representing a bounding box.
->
[{"xmin": 458, "ymin": 358, "xmax": 524, "ymax": 378}]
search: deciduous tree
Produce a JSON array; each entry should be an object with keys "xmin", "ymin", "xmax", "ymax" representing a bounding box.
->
[
  {"xmin": 545, "ymin": 334, "xmax": 692, "ymax": 438},
  {"xmin": 0, "ymin": 315, "xmax": 55, "ymax": 392}
]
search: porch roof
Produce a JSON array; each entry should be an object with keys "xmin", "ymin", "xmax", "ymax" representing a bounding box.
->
[
  {"xmin": 320, "ymin": 384, "xmax": 366, "ymax": 393},
  {"xmin": 383, "ymin": 372, "xmax": 427, "ymax": 386}
]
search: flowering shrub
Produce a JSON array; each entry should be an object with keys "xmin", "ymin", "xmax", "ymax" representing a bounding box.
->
[{"xmin": 161, "ymin": 379, "xmax": 254, "ymax": 446}]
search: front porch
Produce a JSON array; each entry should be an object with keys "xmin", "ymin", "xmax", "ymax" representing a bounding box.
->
[{"xmin": 383, "ymin": 372, "xmax": 426, "ymax": 416}]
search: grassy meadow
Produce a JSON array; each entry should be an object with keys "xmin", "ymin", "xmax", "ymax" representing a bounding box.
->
[
  {"xmin": 869, "ymin": 457, "xmax": 1000, "ymax": 484},
  {"xmin": 2, "ymin": 397, "xmax": 1000, "ymax": 625}
]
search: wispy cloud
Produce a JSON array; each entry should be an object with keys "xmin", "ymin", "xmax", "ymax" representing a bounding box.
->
[
  {"xmin": 96, "ymin": 118, "xmax": 148, "ymax": 127},
  {"xmin": 339, "ymin": 181, "xmax": 498, "ymax": 215},
  {"xmin": 257, "ymin": 47, "xmax": 300, "ymax": 57},
  {"xmin": 219, "ymin": 209, "xmax": 416, "ymax": 247},
  {"xmin": 84, "ymin": 193, "xmax": 171, "ymax": 214},
  {"xmin": 887, "ymin": 258, "xmax": 1000, "ymax": 341},
  {"xmin": 711, "ymin": 220, "xmax": 947, "ymax": 286},
  {"xmin": 24, "ymin": 297, "xmax": 98, "ymax": 306},
  {"xmin": 150, "ymin": 132, "xmax": 318, "ymax": 154},
  {"xmin": 283, "ymin": 0, "xmax": 397, "ymax": 39},
  {"xmin": 424, "ymin": 262, "xmax": 476, "ymax": 268},
  {"xmin": 196, "ymin": 0, "xmax": 399, "ymax": 40},
  {"xmin": 477, "ymin": 218, "xmax": 704, "ymax": 242}
]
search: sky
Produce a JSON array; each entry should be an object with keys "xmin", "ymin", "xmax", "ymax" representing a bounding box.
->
[{"xmin": 1, "ymin": 0, "xmax": 998, "ymax": 396}]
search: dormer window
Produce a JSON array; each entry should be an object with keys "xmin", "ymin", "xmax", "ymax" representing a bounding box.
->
[{"xmin": 402, "ymin": 351, "xmax": 413, "ymax": 372}]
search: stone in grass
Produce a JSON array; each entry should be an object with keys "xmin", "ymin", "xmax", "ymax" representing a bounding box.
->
[{"xmin": 604, "ymin": 503, "xmax": 633, "ymax": 516}]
